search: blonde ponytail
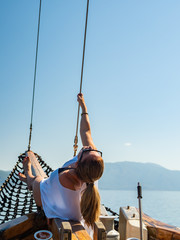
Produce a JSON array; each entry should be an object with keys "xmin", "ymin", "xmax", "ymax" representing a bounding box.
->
[
  {"xmin": 81, "ymin": 183, "xmax": 100, "ymax": 227},
  {"xmin": 75, "ymin": 153, "xmax": 104, "ymax": 227}
]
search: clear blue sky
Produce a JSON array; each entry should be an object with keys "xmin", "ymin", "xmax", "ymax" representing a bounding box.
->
[{"xmin": 0, "ymin": 0, "xmax": 180, "ymax": 171}]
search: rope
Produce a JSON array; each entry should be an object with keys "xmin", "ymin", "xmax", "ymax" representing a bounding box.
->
[
  {"xmin": 104, "ymin": 206, "xmax": 119, "ymax": 231},
  {"xmin": 73, "ymin": 0, "xmax": 90, "ymax": 156},
  {"xmin": 28, "ymin": 0, "xmax": 42, "ymax": 151},
  {"xmin": 105, "ymin": 206, "xmax": 119, "ymax": 217}
]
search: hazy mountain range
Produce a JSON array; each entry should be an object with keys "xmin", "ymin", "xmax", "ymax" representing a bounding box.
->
[
  {"xmin": 0, "ymin": 162, "xmax": 180, "ymax": 191},
  {"xmin": 99, "ymin": 162, "xmax": 180, "ymax": 191}
]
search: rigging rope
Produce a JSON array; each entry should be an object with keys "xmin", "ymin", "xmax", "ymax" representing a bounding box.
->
[
  {"xmin": 73, "ymin": 0, "xmax": 90, "ymax": 156},
  {"xmin": 0, "ymin": 1, "xmax": 50, "ymax": 225},
  {"xmin": 28, "ymin": 0, "xmax": 42, "ymax": 151}
]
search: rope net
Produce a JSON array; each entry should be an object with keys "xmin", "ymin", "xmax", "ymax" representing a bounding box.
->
[{"xmin": 0, "ymin": 152, "xmax": 53, "ymax": 225}]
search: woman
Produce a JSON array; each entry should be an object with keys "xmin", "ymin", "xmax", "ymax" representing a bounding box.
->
[{"xmin": 19, "ymin": 93, "xmax": 104, "ymax": 227}]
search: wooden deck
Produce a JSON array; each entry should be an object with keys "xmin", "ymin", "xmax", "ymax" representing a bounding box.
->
[
  {"xmin": 0, "ymin": 212, "xmax": 47, "ymax": 240},
  {"xmin": 50, "ymin": 218, "xmax": 106, "ymax": 240},
  {"xmin": 143, "ymin": 212, "xmax": 180, "ymax": 240},
  {"xmin": 0, "ymin": 211, "xmax": 106, "ymax": 240}
]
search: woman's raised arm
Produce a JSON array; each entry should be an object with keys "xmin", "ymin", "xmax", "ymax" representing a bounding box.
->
[{"xmin": 77, "ymin": 93, "xmax": 96, "ymax": 149}]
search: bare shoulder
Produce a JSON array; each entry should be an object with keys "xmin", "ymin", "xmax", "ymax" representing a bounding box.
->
[{"xmin": 58, "ymin": 171, "xmax": 76, "ymax": 191}]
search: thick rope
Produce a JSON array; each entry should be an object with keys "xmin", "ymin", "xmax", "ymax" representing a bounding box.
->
[
  {"xmin": 73, "ymin": 0, "xmax": 90, "ymax": 156},
  {"xmin": 28, "ymin": 0, "xmax": 42, "ymax": 151}
]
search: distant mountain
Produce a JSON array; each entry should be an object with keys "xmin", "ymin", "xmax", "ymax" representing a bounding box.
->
[
  {"xmin": 99, "ymin": 162, "xmax": 180, "ymax": 191},
  {"xmin": 1, "ymin": 162, "xmax": 180, "ymax": 191},
  {"xmin": 0, "ymin": 170, "xmax": 10, "ymax": 186}
]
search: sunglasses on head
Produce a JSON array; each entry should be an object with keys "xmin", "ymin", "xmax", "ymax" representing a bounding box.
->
[{"xmin": 78, "ymin": 149, "xmax": 102, "ymax": 163}]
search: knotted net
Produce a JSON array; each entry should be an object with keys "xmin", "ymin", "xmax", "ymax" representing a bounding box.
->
[{"xmin": 0, "ymin": 153, "xmax": 53, "ymax": 224}]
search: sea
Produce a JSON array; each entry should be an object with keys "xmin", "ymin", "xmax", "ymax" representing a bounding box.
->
[{"xmin": 99, "ymin": 189, "xmax": 180, "ymax": 228}]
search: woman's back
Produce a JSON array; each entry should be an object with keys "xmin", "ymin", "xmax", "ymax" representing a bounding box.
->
[{"xmin": 40, "ymin": 167, "xmax": 82, "ymax": 221}]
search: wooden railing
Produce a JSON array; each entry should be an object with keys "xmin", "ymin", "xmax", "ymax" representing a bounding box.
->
[
  {"xmin": 0, "ymin": 212, "xmax": 106, "ymax": 240},
  {"xmin": 0, "ymin": 212, "xmax": 47, "ymax": 240},
  {"xmin": 50, "ymin": 218, "xmax": 106, "ymax": 240}
]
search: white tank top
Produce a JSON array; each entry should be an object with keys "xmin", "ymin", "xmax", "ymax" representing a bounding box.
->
[{"xmin": 40, "ymin": 156, "xmax": 83, "ymax": 221}]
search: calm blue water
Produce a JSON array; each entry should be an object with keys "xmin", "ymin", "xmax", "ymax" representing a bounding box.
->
[{"xmin": 99, "ymin": 189, "xmax": 180, "ymax": 228}]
